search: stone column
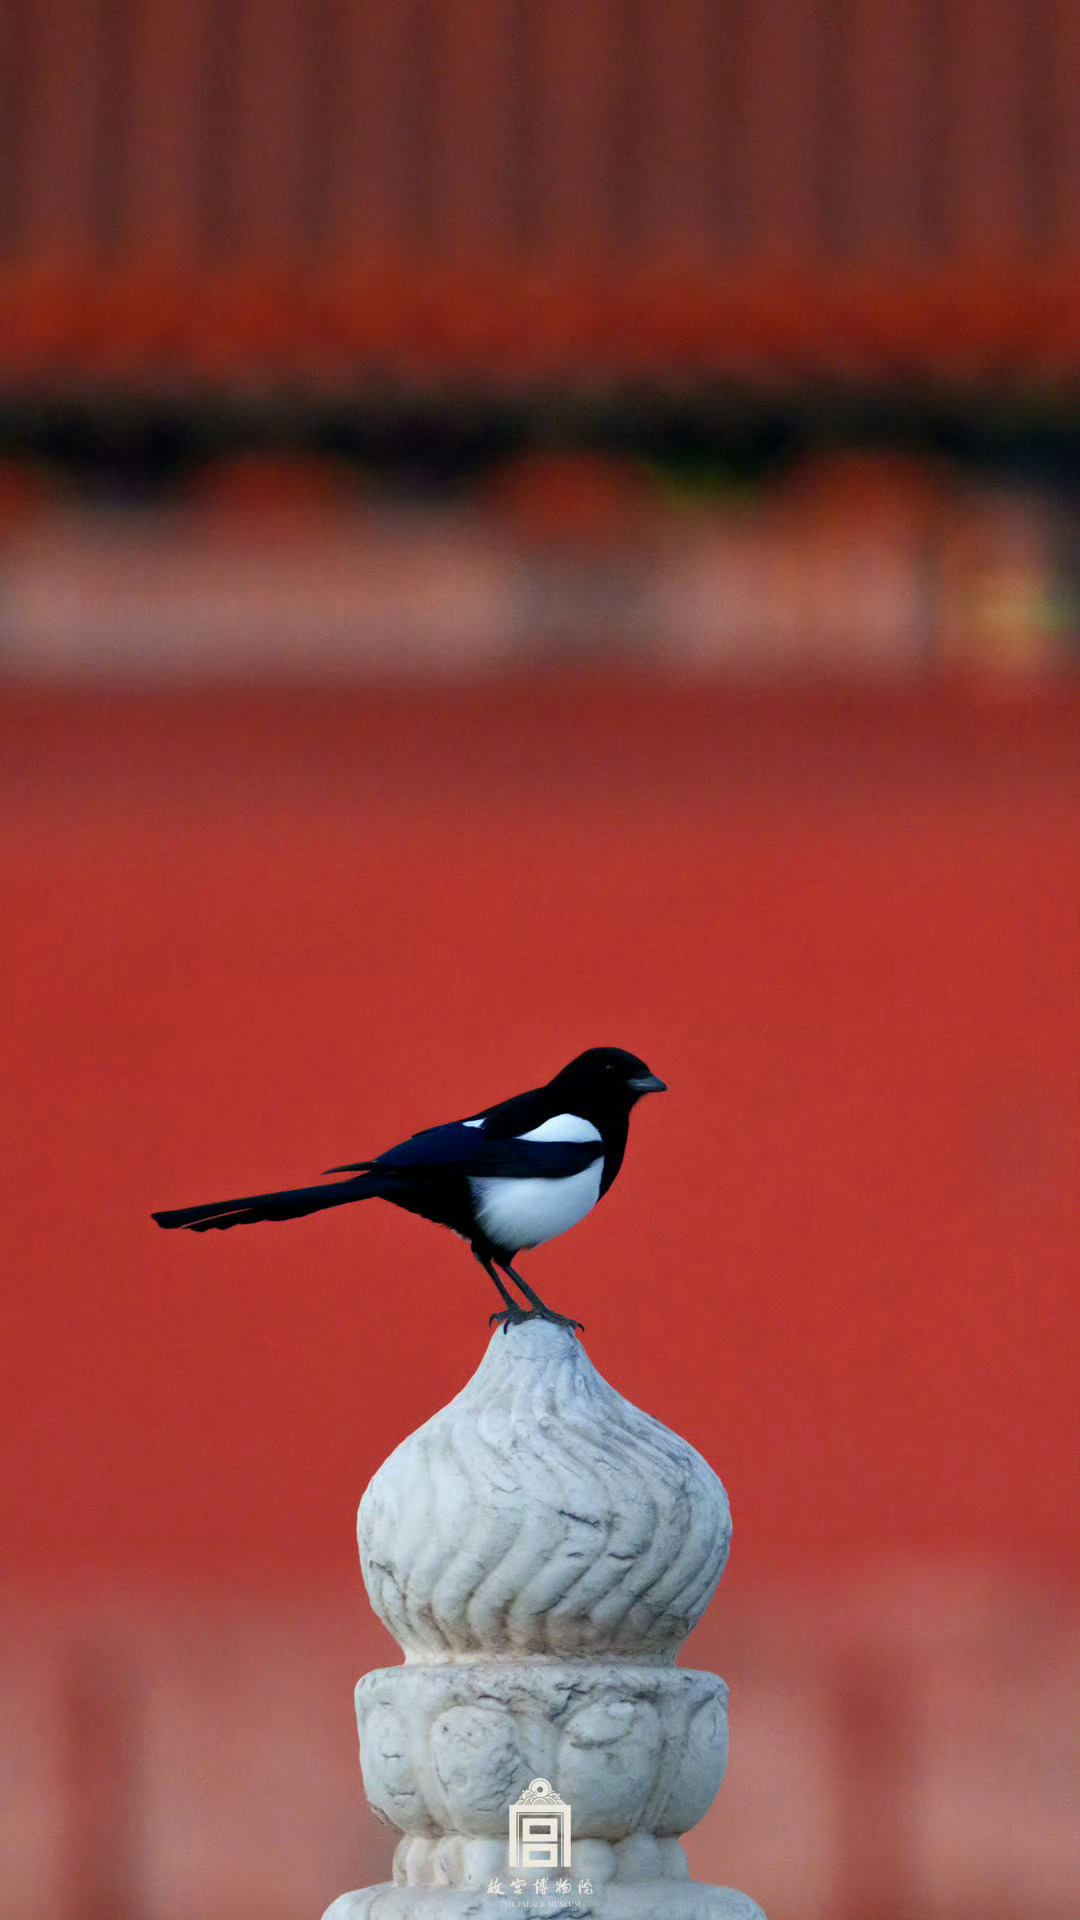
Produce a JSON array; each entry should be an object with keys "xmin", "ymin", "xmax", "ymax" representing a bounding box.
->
[{"xmin": 322, "ymin": 1318, "xmax": 766, "ymax": 1920}]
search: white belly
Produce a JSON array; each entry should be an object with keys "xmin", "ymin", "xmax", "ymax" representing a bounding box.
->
[{"xmin": 469, "ymin": 1159, "xmax": 603, "ymax": 1251}]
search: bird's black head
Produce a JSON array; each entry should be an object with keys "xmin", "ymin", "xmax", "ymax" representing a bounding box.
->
[{"xmin": 548, "ymin": 1047, "xmax": 667, "ymax": 1118}]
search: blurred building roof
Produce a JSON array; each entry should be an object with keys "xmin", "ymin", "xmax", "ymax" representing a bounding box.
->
[{"xmin": 1, "ymin": 0, "xmax": 1078, "ymax": 388}]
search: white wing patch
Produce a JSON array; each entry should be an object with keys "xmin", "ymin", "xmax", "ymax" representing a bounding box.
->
[
  {"xmin": 516, "ymin": 1112, "xmax": 602, "ymax": 1144},
  {"xmin": 462, "ymin": 1116, "xmax": 485, "ymax": 1129}
]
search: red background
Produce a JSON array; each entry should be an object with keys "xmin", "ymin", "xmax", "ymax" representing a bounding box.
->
[{"xmin": 3, "ymin": 682, "xmax": 1077, "ymax": 1590}]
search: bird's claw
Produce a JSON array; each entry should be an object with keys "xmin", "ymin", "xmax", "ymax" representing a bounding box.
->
[
  {"xmin": 489, "ymin": 1305, "xmax": 532, "ymax": 1331},
  {"xmin": 541, "ymin": 1309, "xmax": 585, "ymax": 1333},
  {"xmin": 491, "ymin": 1305, "xmax": 530, "ymax": 1336},
  {"xmin": 489, "ymin": 1305, "xmax": 584, "ymax": 1336}
]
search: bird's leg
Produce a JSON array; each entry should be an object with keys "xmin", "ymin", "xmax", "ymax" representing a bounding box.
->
[
  {"xmin": 473, "ymin": 1245, "xmax": 531, "ymax": 1331},
  {"xmin": 499, "ymin": 1260, "xmax": 584, "ymax": 1333}
]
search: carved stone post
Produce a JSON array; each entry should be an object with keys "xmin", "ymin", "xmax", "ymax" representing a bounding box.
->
[{"xmin": 323, "ymin": 1318, "xmax": 766, "ymax": 1919}]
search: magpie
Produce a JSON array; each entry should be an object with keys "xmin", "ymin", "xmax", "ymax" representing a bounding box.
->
[{"xmin": 152, "ymin": 1047, "xmax": 666, "ymax": 1329}]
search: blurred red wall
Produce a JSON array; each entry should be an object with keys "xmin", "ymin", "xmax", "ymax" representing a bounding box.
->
[{"xmin": 1, "ymin": 682, "xmax": 1078, "ymax": 1587}]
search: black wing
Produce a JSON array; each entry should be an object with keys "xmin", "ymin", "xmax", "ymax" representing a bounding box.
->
[{"xmin": 324, "ymin": 1122, "xmax": 601, "ymax": 1180}]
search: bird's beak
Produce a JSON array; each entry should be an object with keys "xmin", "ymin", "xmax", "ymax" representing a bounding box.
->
[{"xmin": 629, "ymin": 1073, "xmax": 667, "ymax": 1095}]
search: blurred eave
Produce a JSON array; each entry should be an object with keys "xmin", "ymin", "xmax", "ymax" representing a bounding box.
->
[{"xmin": 1, "ymin": 261, "xmax": 1080, "ymax": 396}]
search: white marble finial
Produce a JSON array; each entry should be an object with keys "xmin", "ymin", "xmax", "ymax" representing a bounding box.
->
[
  {"xmin": 323, "ymin": 1318, "xmax": 766, "ymax": 1920},
  {"xmin": 359, "ymin": 1316, "xmax": 732, "ymax": 1664}
]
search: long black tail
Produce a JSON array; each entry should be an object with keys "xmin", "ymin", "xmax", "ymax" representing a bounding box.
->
[{"xmin": 152, "ymin": 1172, "xmax": 385, "ymax": 1233}]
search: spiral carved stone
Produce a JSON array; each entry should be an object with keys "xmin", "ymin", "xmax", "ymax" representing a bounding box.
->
[
  {"xmin": 359, "ymin": 1316, "xmax": 731, "ymax": 1662},
  {"xmin": 322, "ymin": 1318, "xmax": 765, "ymax": 1920}
]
